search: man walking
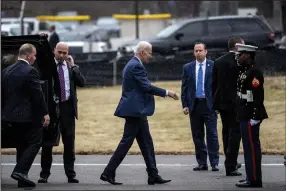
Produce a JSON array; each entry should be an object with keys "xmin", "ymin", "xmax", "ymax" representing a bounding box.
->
[
  {"xmin": 181, "ymin": 42, "xmax": 219, "ymax": 171},
  {"xmin": 2, "ymin": 43, "xmax": 50, "ymax": 188},
  {"xmin": 100, "ymin": 41, "xmax": 179, "ymax": 185}
]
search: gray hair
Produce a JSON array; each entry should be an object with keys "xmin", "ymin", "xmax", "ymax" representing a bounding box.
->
[
  {"xmin": 134, "ymin": 41, "xmax": 152, "ymax": 54},
  {"xmin": 18, "ymin": 43, "xmax": 36, "ymax": 56}
]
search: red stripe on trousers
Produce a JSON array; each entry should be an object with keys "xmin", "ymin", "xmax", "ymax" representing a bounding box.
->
[{"xmin": 247, "ymin": 121, "xmax": 257, "ymax": 181}]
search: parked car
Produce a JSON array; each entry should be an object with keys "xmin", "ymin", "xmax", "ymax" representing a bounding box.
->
[
  {"xmin": 96, "ymin": 17, "xmax": 121, "ymax": 38},
  {"xmin": 59, "ymin": 25, "xmax": 111, "ymax": 54},
  {"xmin": 118, "ymin": 15, "xmax": 277, "ymax": 57},
  {"xmin": 277, "ymin": 36, "xmax": 286, "ymax": 49}
]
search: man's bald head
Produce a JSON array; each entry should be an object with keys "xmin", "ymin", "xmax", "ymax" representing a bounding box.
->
[
  {"xmin": 54, "ymin": 42, "xmax": 69, "ymax": 62},
  {"xmin": 18, "ymin": 43, "xmax": 37, "ymax": 65},
  {"xmin": 55, "ymin": 42, "xmax": 69, "ymax": 50},
  {"xmin": 134, "ymin": 41, "xmax": 152, "ymax": 63}
]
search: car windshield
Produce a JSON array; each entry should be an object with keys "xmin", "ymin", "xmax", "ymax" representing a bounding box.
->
[
  {"xmin": 60, "ymin": 32, "xmax": 87, "ymax": 41},
  {"xmin": 97, "ymin": 18, "xmax": 117, "ymax": 25},
  {"xmin": 47, "ymin": 21, "xmax": 67, "ymax": 30},
  {"xmin": 60, "ymin": 28, "xmax": 108, "ymax": 41},
  {"xmin": 156, "ymin": 23, "xmax": 182, "ymax": 38},
  {"xmin": 10, "ymin": 27, "xmax": 21, "ymax": 36}
]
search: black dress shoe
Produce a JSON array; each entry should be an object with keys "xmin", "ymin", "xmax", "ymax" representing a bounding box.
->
[
  {"xmin": 11, "ymin": 172, "xmax": 35, "ymax": 187},
  {"xmin": 68, "ymin": 178, "xmax": 79, "ymax": 183},
  {"xmin": 239, "ymin": 179, "xmax": 247, "ymax": 183},
  {"xmin": 226, "ymin": 170, "xmax": 242, "ymax": 176},
  {"xmin": 236, "ymin": 163, "xmax": 242, "ymax": 169},
  {"xmin": 236, "ymin": 181, "xmax": 262, "ymax": 188},
  {"xmin": 38, "ymin": 177, "xmax": 48, "ymax": 183},
  {"xmin": 148, "ymin": 175, "xmax": 171, "ymax": 185},
  {"xmin": 193, "ymin": 165, "xmax": 208, "ymax": 171},
  {"xmin": 211, "ymin": 165, "xmax": 219, "ymax": 171},
  {"xmin": 100, "ymin": 174, "xmax": 122, "ymax": 185}
]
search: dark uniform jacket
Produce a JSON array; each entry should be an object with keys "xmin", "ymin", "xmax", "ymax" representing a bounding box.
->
[{"xmin": 236, "ymin": 65, "xmax": 268, "ymax": 121}]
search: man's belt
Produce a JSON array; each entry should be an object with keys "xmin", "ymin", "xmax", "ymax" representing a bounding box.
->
[{"xmin": 237, "ymin": 90, "xmax": 253, "ymax": 102}]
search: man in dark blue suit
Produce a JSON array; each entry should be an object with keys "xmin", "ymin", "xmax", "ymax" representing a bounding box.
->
[
  {"xmin": 181, "ymin": 42, "xmax": 219, "ymax": 171},
  {"xmin": 2, "ymin": 43, "xmax": 50, "ymax": 188},
  {"xmin": 100, "ymin": 41, "xmax": 179, "ymax": 185}
]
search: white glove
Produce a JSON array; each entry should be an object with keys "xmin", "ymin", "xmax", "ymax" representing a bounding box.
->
[{"xmin": 250, "ymin": 119, "xmax": 260, "ymax": 126}]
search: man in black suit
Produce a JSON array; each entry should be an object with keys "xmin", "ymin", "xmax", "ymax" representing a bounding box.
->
[
  {"xmin": 38, "ymin": 42, "xmax": 85, "ymax": 184},
  {"xmin": 212, "ymin": 37, "xmax": 245, "ymax": 176},
  {"xmin": 48, "ymin": 25, "xmax": 60, "ymax": 51},
  {"xmin": 1, "ymin": 43, "xmax": 50, "ymax": 188}
]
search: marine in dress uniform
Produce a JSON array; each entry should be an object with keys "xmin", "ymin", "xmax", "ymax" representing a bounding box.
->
[{"xmin": 234, "ymin": 43, "xmax": 268, "ymax": 188}]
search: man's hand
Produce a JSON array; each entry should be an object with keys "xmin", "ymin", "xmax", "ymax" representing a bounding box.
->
[
  {"xmin": 168, "ymin": 90, "xmax": 179, "ymax": 100},
  {"xmin": 183, "ymin": 107, "xmax": 189, "ymax": 115},
  {"xmin": 39, "ymin": 33, "xmax": 48, "ymax": 37},
  {"xmin": 42, "ymin": 114, "xmax": 50, "ymax": 128},
  {"xmin": 66, "ymin": 55, "xmax": 75, "ymax": 67}
]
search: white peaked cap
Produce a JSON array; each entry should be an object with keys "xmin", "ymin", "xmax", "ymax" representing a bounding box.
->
[{"xmin": 235, "ymin": 43, "xmax": 258, "ymax": 52}]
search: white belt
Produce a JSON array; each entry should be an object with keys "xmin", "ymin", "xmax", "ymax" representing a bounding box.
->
[{"xmin": 237, "ymin": 90, "xmax": 253, "ymax": 102}]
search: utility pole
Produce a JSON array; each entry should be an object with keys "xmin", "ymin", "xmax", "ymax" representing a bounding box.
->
[
  {"xmin": 134, "ymin": 0, "xmax": 139, "ymax": 39},
  {"xmin": 19, "ymin": 0, "xmax": 26, "ymax": 35}
]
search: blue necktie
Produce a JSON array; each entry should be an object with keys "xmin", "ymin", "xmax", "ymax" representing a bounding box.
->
[{"xmin": 196, "ymin": 63, "xmax": 203, "ymax": 98}]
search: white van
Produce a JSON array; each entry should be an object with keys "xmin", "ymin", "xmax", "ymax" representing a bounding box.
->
[
  {"xmin": 1, "ymin": 17, "xmax": 69, "ymax": 35},
  {"xmin": 1, "ymin": 23, "xmax": 30, "ymax": 36}
]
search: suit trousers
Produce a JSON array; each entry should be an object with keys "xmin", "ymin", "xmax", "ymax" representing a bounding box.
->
[
  {"xmin": 103, "ymin": 116, "xmax": 158, "ymax": 178},
  {"xmin": 240, "ymin": 121, "xmax": 262, "ymax": 184},
  {"xmin": 2, "ymin": 121, "xmax": 42, "ymax": 175},
  {"xmin": 40, "ymin": 99, "xmax": 76, "ymax": 179},
  {"xmin": 220, "ymin": 110, "xmax": 241, "ymax": 172},
  {"xmin": 189, "ymin": 98, "xmax": 219, "ymax": 166}
]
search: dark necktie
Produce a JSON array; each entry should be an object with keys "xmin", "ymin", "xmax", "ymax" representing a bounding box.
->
[{"xmin": 58, "ymin": 62, "xmax": 66, "ymax": 102}]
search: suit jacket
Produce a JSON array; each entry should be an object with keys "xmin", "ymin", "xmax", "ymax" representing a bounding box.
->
[
  {"xmin": 114, "ymin": 57, "xmax": 167, "ymax": 118},
  {"xmin": 181, "ymin": 59, "xmax": 214, "ymax": 111},
  {"xmin": 212, "ymin": 52, "xmax": 239, "ymax": 111},
  {"xmin": 49, "ymin": 32, "xmax": 60, "ymax": 51},
  {"xmin": 1, "ymin": 60, "xmax": 48, "ymax": 123},
  {"xmin": 58, "ymin": 63, "xmax": 85, "ymax": 119}
]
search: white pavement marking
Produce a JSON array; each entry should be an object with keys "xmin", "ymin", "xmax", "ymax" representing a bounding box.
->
[{"xmin": 1, "ymin": 163, "xmax": 284, "ymax": 166}]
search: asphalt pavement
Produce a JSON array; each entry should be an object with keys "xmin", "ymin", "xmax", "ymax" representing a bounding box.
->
[{"xmin": 1, "ymin": 154, "xmax": 285, "ymax": 190}]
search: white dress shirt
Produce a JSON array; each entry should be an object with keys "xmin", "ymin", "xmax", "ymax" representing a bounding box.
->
[
  {"xmin": 18, "ymin": 58, "xmax": 29, "ymax": 65},
  {"xmin": 195, "ymin": 58, "xmax": 206, "ymax": 97},
  {"xmin": 135, "ymin": 56, "xmax": 168, "ymax": 97},
  {"xmin": 55, "ymin": 58, "xmax": 70, "ymax": 100}
]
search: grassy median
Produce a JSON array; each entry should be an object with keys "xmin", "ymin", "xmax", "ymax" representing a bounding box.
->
[{"xmin": 2, "ymin": 76, "xmax": 285, "ymax": 155}]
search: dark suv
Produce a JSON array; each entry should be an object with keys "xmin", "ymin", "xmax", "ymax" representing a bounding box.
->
[{"xmin": 119, "ymin": 15, "xmax": 277, "ymax": 56}]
